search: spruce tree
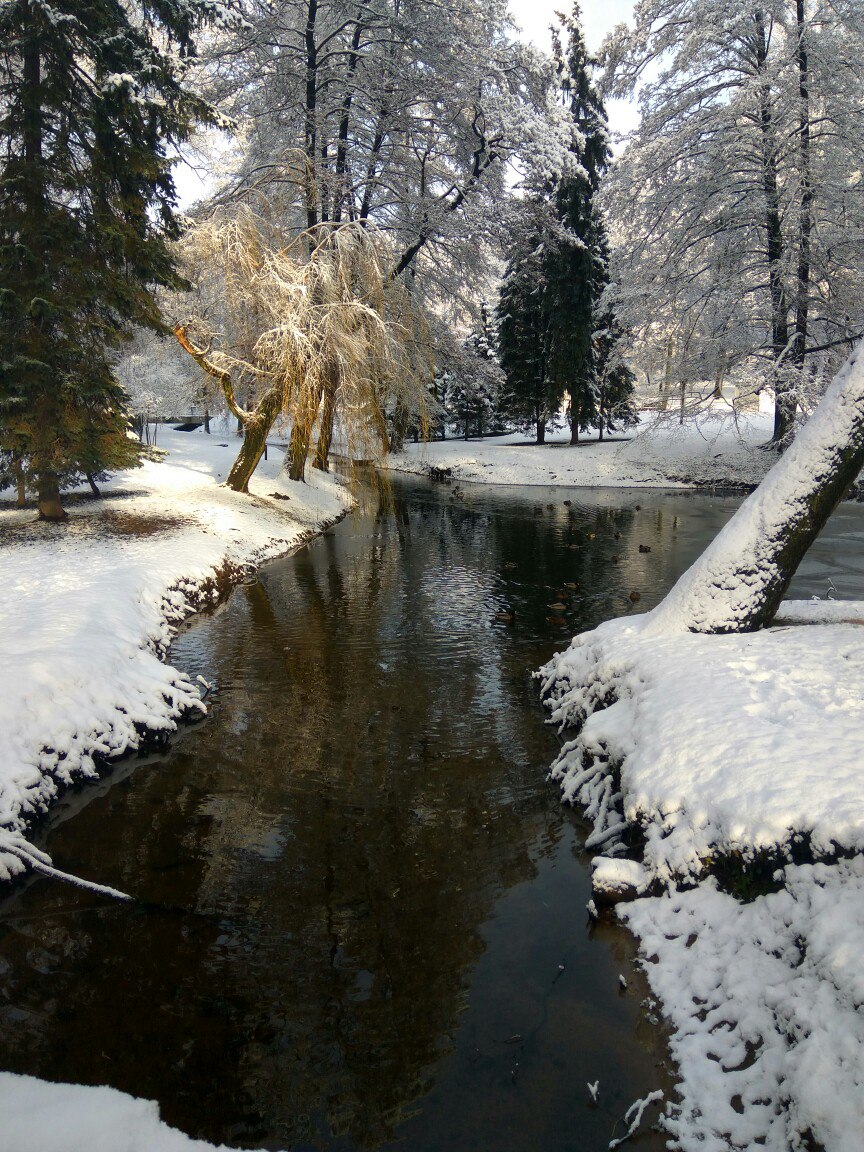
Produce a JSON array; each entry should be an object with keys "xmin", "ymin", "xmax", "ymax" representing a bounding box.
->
[
  {"xmin": 0, "ymin": 0, "xmax": 226, "ymax": 518},
  {"xmin": 545, "ymin": 2, "xmax": 613, "ymax": 445},
  {"xmin": 495, "ymin": 202, "xmax": 561, "ymax": 444}
]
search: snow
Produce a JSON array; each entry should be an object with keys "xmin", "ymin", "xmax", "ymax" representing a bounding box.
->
[
  {"xmin": 622, "ymin": 861, "xmax": 864, "ymax": 1152},
  {"xmin": 542, "ymin": 608, "xmax": 864, "ymax": 1147},
  {"xmin": 541, "ymin": 611, "xmax": 864, "ymax": 882},
  {"xmin": 536, "ymin": 344, "xmax": 864, "ymax": 1147},
  {"xmin": 387, "ymin": 407, "xmax": 776, "ymax": 489},
  {"xmin": 0, "ymin": 1073, "xmax": 257, "ymax": 1152},
  {"xmin": 0, "ymin": 428, "xmax": 352, "ymax": 886}
]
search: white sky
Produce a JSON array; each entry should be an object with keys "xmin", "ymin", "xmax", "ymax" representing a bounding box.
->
[{"xmin": 508, "ymin": 0, "xmax": 639, "ymax": 139}]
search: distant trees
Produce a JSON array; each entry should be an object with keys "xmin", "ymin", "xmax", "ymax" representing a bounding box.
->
[
  {"xmin": 604, "ymin": 0, "xmax": 864, "ymax": 443},
  {"xmin": 0, "ymin": 0, "xmax": 228, "ymax": 518},
  {"xmin": 196, "ymin": 0, "xmax": 572, "ymax": 473},
  {"xmin": 496, "ymin": 3, "xmax": 634, "ymax": 446}
]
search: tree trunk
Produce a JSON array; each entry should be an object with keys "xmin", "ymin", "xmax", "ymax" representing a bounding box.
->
[
  {"xmin": 659, "ymin": 336, "xmax": 674, "ymax": 411},
  {"xmin": 204, "ymin": 406, "xmax": 210, "ymax": 434},
  {"xmin": 791, "ymin": 0, "xmax": 812, "ymax": 377},
  {"xmin": 314, "ymin": 367, "xmax": 338, "ymax": 471},
  {"xmin": 569, "ymin": 400, "xmax": 579, "ymax": 444},
  {"xmin": 37, "ymin": 473, "xmax": 67, "ymax": 521},
  {"xmin": 647, "ymin": 341, "xmax": 864, "ymax": 635},
  {"xmin": 754, "ymin": 9, "xmax": 793, "ymax": 444},
  {"xmin": 14, "ymin": 459, "xmax": 26, "ymax": 507},
  {"xmin": 86, "ymin": 472, "xmax": 100, "ymax": 497},
  {"xmin": 224, "ymin": 387, "xmax": 282, "ymax": 493},
  {"xmin": 288, "ymin": 420, "xmax": 310, "ymax": 482},
  {"xmin": 536, "ymin": 418, "xmax": 546, "ymax": 445}
]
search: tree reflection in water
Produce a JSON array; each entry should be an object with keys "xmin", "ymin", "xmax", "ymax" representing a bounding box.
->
[{"xmin": 0, "ymin": 479, "xmax": 749, "ymax": 1150}]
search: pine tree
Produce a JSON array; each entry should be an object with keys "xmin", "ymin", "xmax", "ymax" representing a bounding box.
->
[
  {"xmin": 495, "ymin": 202, "xmax": 561, "ymax": 444},
  {"xmin": 497, "ymin": 3, "xmax": 635, "ymax": 447},
  {"xmin": 0, "ymin": 0, "xmax": 227, "ymax": 518},
  {"xmin": 545, "ymin": 2, "xmax": 614, "ymax": 445}
]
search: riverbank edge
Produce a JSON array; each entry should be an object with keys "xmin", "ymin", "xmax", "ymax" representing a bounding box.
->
[
  {"xmin": 0, "ymin": 442, "xmax": 354, "ymax": 892},
  {"xmin": 385, "ymin": 454, "xmax": 763, "ymax": 493},
  {"xmin": 538, "ymin": 607, "xmax": 864, "ymax": 1150}
]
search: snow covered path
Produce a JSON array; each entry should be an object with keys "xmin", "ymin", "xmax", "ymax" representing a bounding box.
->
[
  {"xmin": 0, "ymin": 431, "xmax": 352, "ymax": 887},
  {"xmin": 386, "ymin": 409, "xmax": 776, "ymax": 489}
]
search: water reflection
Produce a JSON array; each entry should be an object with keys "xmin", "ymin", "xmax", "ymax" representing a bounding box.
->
[{"xmin": 1, "ymin": 480, "xmax": 862, "ymax": 1150}]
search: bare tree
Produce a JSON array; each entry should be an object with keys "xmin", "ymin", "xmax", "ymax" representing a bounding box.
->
[{"xmin": 173, "ymin": 207, "xmax": 430, "ymax": 489}]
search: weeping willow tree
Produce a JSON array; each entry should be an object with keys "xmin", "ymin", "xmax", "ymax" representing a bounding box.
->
[{"xmin": 173, "ymin": 208, "xmax": 431, "ymax": 490}]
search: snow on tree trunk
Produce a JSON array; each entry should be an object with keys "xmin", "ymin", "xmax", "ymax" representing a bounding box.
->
[{"xmin": 647, "ymin": 341, "xmax": 864, "ymax": 635}]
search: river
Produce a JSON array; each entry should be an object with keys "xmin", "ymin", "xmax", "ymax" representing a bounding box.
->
[{"xmin": 1, "ymin": 477, "xmax": 862, "ymax": 1151}]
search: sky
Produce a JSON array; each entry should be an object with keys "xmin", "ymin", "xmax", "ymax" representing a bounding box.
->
[
  {"xmin": 509, "ymin": 0, "xmax": 634, "ymax": 54},
  {"xmin": 508, "ymin": 0, "xmax": 639, "ymax": 139}
]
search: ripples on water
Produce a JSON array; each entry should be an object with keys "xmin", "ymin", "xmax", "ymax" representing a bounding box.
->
[{"xmin": 0, "ymin": 478, "xmax": 863, "ymax": 1151}]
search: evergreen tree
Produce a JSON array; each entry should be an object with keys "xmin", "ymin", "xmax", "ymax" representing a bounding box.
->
[
  {"xmin": 0, "ymin": 0, "xmax": 228, "ymax": 518},
  {"xmin": 496, "ymin": 3, "xmax": 635, "ymax": 447},
  {"xmin": 545, "ymin": 2, "xmax": 613, "ymax": 445},
  {"xmin": 495, "ymin": 201, "xmax": 561, "ymax": 444}
]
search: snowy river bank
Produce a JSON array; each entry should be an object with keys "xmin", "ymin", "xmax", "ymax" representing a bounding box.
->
[
  {"xmin": 1, "ymin": 443, "xmax": 863, "ymax": 1151},
  {"xmin": 0, "ymin": 431, "xmax": 353, "ymax": 888}
]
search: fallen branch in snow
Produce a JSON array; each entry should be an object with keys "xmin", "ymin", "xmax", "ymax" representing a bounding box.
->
[
  {"xmin": 0, "ymin": 832, "xmax": 132, "ymax": 902},
  {"xmin": 608, "ymin": 1090, "xmax": 664, "ymax": 1148},
  {"xmin": 645, "ymin": 339, "xmax": 864, "ymax": 633}
]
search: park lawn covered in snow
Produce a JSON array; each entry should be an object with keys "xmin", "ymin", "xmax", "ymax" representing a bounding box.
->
[
  {"xmin": 0, "ymin": 1072, "xmax": 256, "ymax": 1152},
  {"xmin": 0, "ymin": 428, "xmax": 352, "ymax": 889},
  {"xmin": 387, "ymin": 406, "xmax": 776, "ymax": 489}
]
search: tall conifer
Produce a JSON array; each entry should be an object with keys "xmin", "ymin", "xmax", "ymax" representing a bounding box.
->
[{"xmin": 0, "ymin": 0, "xmax": 226, "ymax": 517}]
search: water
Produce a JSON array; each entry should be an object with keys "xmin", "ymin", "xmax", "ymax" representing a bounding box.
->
[{"xmin": 1, "ymin": 479, "xmax": 863, "ymax": 1151}]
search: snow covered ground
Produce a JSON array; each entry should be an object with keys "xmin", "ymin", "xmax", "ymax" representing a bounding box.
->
[
  {"xmin": 541, "ymin": 608, "xmax": 864, "ymax": 1147},
  {"xmin": 0, "ymin": 429, "xmax": 352, "ymax": 889},
  {"xmin": 541, "ymin": 603, "xmax": 864, "ymax": 1149},
  {"xmin": 0, "ymin": 1072, "xmax": 255, "ymax": 1152},
  {"xmin": 386, "ymin": 407, "xmax": 777, "ymax": 489}
]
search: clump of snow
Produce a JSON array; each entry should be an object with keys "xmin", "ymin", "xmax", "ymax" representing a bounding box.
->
[
  {"xmin": 0, "ymin": 430, "xmax": 352, "ymax": 885},
  {"xmin": 622, "ymin": 859, "xmax": 864, "ymax": 1152},
  {"xmin": 541, "ymin": 609, "xmax": 864, "ymax": 882},
  {"xmin": 591, "ymin": 857, "xmax": 651, "ymax": 904},
  {"xmin": 387, "ymin": 408, "xmax": 775, "ymax": 489},
  {"xmin": 0, "ymin": 1072, "xmax": 260, "ymax": 1151}
]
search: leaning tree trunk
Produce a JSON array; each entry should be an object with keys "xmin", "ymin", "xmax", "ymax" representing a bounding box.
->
[
  {"xmin": 225, "ymin": 387, "xmax": 283, "ymax": 492},
  {"xmin": 37, "ymin": 472, "xmax": 66, "ymax": 521},
  {"xmin": 173, "ymin": 325, "xmax": 285, "ymax": 493},
  {"xmin": 646, "ymin": 342, "xmax": 864, "ymax": 636}
]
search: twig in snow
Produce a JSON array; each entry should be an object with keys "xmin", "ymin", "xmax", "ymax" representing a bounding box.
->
[
  {"xmin": 608, "ymin": 1090, "xmax": 664, "ymax": 1148},
  {"xmin": 1, "ymin": 832, "xmax": 133, "ymax": 903}
]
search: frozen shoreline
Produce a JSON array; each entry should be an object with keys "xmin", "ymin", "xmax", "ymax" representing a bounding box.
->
[
  {"xmin": 540, "ymin": 598, "xmax": 864, "ymax": 1149},
  {"xmin": 386, "ymin": 408, "xmax": 779, "ymax": 490},
  {"xmin": 0, "ymin": 430, "xmax": 353, "ymax": 889}
]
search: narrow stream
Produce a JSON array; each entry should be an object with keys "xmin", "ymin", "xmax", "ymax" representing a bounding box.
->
[{"xmin": 1, "ymin": 478, "xmax": 862, "ymax": 1151}]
